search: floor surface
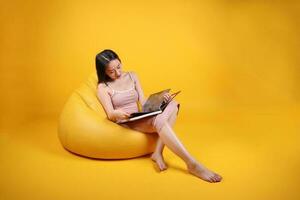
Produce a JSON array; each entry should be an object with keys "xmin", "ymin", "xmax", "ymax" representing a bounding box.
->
[{"xmin": 0, "ymin": 106, "xmax": 299, "ymax": 200}]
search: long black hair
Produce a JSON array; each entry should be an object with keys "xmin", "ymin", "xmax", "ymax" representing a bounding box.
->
[{"xmin": 95, "ymin": 49, "xmax": 122, "ymax": 85}]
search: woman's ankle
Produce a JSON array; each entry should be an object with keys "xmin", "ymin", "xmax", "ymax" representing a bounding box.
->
[
  {"xmin": 153, "ymin": 149, "xmax": 163, "ymax": 156},
  {"xmin": 151, "ymin": 151, "xmax": 162, "ymax": 158},
  {"xmin": 186, "ymin": 158, "xmax": 198, "ymax": 169}
]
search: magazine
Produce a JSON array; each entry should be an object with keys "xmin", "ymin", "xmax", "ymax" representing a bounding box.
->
[{"xmin": 117, "ymin": 89, "xmax": 181, "ymax": 124}]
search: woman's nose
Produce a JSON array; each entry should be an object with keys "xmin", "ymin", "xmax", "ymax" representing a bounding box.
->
[{"xmin": 116, "ymin": 70, "xmax": 121, "ymax": 76}]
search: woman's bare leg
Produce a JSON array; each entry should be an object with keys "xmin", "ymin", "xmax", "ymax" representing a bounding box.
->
[
  {"xmin": 151, "ymin": 109, "xmax": 178, "ymax": 171},
  {"xmin": 156, "ymin": 122, "xmax": 222, "ymax": 183},
  {"xmin": 151, "ymin": 138, "xmax": 168, "ymax": 171},
  {"xmin": 152, "ymin": 109, "xmax": 177, "ymax": 154}
]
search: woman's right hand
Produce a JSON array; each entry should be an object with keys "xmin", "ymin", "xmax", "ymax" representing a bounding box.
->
[{"xmin": 112, "ymin": 109, "xmax": 130, "ymax": 121}]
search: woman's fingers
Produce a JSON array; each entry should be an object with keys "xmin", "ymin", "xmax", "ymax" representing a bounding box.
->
[
  {"xmin": 119, "ymin": 110, "xmax": 130, "ymax": 118},
  {"xmin": 163, "ymin": 95, "xmax": 167, "ymax": 102},
  {"xmin": 164, "ymin": 93, "xmax": 171, "ymax": 102}
]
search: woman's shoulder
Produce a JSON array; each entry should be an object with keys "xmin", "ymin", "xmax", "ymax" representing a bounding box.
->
[
  {"xmin": 97, "ymin": 83, "xmax": 110, "ymax": 93},
  {"xmin": 98, "ymin": 82, "xmax": 107, "ymax": 88},
  {"xmin": 128, "ymin": 71, "xmax": 138, "ymax": 79},
  {"xmin": 128, "ymin": 70, "xmax": 136, "ymax": 75},
  {"xmin": 97, "ymin": 83, "xmax": 114, "ymax": 97}
]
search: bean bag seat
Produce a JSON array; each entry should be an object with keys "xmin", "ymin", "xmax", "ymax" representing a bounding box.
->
[{"xmin": 57, "ymin": 72, "xmax": 158, "ymax": 159}]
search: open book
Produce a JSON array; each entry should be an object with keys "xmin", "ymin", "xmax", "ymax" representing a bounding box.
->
[{"xmin": 117, "ymin": 89, "xmax": 181, "ymax": 124}]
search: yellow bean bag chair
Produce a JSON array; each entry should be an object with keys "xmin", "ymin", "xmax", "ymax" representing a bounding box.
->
[{"xmin": 57, "ymin": 72, "xmax": 158, "ymax": 159}]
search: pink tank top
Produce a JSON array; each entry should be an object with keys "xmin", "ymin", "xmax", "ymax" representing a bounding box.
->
[{"xmin": 107, "ymin": 72, "xmax": 139, "ymax": 114}]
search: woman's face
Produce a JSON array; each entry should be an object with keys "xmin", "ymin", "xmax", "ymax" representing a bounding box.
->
[{"xmin": 105, "ymin": 59, "xmax": 123, "ymax": 80}]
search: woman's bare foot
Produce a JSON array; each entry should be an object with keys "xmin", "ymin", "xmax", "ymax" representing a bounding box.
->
[
  {"xmin": 151, "ymin": 152, "xmax": 168, "ymax": 171},
  {"xmin": 187, "ymin": 162, "xmax": 222, "ymax": 183}
]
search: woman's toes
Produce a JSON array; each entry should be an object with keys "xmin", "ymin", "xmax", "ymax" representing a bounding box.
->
[
  {"xmin": 151, "ymin": 154, "xmax": 168, "ymax": 172},
  {"xmin": 159, "ymin": 162, "xmax": 167, "ymax": 171},
  {"xmin": 208, "ymin": 173, "xmax": 220, "ymax": 183},
  {"xmin": 214, "ymin": 174, "xmax": 222, "ymax": 182},
  {"xmin": 213, "ymin": 176, "xmax": 219, "ymax": 182},
  {"xmin": 216, "ymin": 174, "xmax": 222, "ymax": 181},
  {"xmin": 158, "ymin": 164, "xmax": 163, "ymax": 170},
  {"xmin": 210, "ymin": 176, "xmax": 216, "ymax": 183},
  {"xmin": 163, "ymin": 164, "xmax": 168, "ymax": 170},
  {"xmin": 187, "ymin": 163, "xmax": 222, "ymax": 183}
]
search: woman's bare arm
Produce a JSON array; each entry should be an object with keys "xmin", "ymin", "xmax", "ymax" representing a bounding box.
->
[
  {"xmin": 97, "ymin": 84, "xmax": 130, "ymax": 122},
  {"xmin": 131, "ymin": 71, "xmax": 147, "ymax": 106},
  {"xmin": 97, "ymin": 84, "xmax": 117, "ymax": 121}
]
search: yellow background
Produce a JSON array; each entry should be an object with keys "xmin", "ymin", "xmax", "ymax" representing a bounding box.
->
[{"xmin": 0, "ymin": 0, "xmax": 299, "ymax": 200}]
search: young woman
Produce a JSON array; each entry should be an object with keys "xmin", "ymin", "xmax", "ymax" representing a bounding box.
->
[{"xmin": 96, "ymin": 49, "xmax": 222, "ymax": 183}]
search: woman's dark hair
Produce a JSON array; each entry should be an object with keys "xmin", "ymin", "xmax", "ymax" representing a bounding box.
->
[{"xmin": 95, "ymin": 49, "xmax": 121, "ymax": 85}]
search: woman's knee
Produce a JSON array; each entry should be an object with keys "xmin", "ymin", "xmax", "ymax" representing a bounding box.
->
[
  {"xmin": 152, "ymin": 100, "xmax": 180, "ymax": 132},
  {"xmin": 168, "ymin": 108, "xmax": 178, "ymax": 126},
  {"xmin": 171, "ymin": 100, "xmax": 180, "ymax": 114}
]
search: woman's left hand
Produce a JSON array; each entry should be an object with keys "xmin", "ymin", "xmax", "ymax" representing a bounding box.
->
[{"xmin": 163, "ymin": 92, "xmax": 172, "ymax": 103}]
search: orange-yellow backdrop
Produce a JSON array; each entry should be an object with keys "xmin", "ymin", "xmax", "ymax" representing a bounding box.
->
[
  {"xmin": 1, "ymin": 0, "xmax": 299, "ymax": 127},
  {"xmin": 0, "ymin": 0, "xmax": 300, "ymax": 200}
]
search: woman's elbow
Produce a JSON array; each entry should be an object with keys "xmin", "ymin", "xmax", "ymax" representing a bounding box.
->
[{"xmin": 107, "ymin": 112, "xmax": 116, "ymax": 122}]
